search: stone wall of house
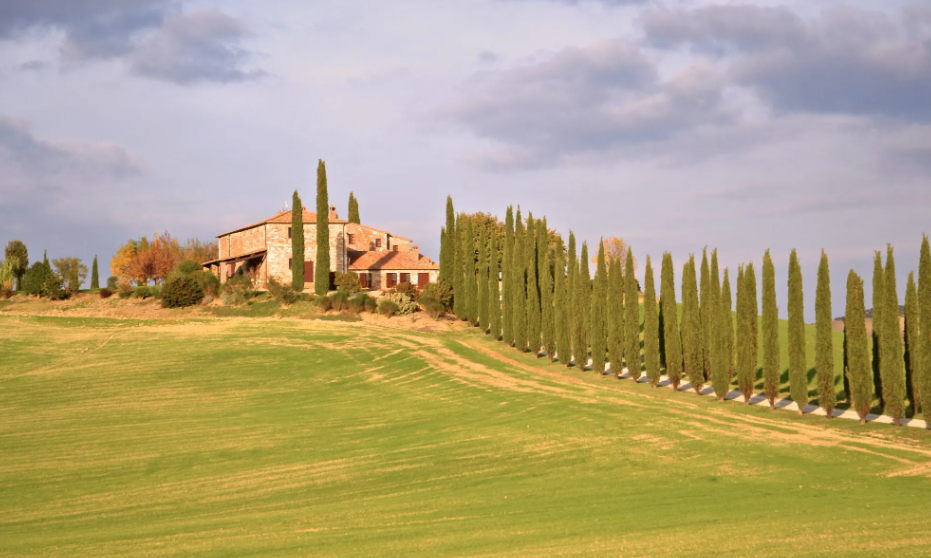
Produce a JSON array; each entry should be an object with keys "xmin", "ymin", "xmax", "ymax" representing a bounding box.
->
[{"xmin": 265, "ymin": 223, "xmax": 347, "ymax": 286}]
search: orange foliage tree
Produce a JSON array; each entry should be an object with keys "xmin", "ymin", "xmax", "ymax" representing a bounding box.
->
[
  {"xmin": 111, "ymin": 232, "xmax": 189, "ymax": 285},
  {"xmin": 593, "ymin": 237, "xmax": 636, "ymax": 271}
]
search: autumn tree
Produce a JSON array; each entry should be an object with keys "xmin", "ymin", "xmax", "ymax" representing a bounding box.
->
[
  {"xmin": 599, "ymin": 237, "xmax": 636, "ymax": 271},
  {"xmin": 816, "ymin": 250, "xmax": 836, "ymax": 417},
  {"xmin": 643, "ymin": 255, "xmax": 661, "ymax": 386},
  {"xmin": 660, "ymin": 252, "xmax": 683, "ymax": 390},
  {"xmin": 314, "ymin": 160, "xmax": 330, "ymax": 295},
  {"xmin": 846, "ymin": 270, "xmax": 872, "ymax": 423},
  {"xmin": 762, "ymin": 249, "xmax": 780, "ymax": 409},
  {"xmin": 291, "ymin": 190, "xmax": 304, "ymax": 289},
  {"xmin": 788, "ymin": 249, "xmax": 807, "ymax": 413}
]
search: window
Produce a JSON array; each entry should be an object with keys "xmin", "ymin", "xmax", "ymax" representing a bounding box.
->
[
  {"xmin": 400, "ymin": 273, "xmax": 410, "ymax": 284},
  {"xmin": 348, "ymin": 233, "xmax": 355, "ymax": 244},
  {"xmin": 289, "ymin": 258, "xmax": 292, "ymax": 270},
  {"xmin": 386, "ymin": 273, "xmax": 398, "ymax": 288},
  {"xmin": 375, "ymin": 238, "xmax": 382, "ymax": 248},
  {"xmin": 393, "ymin": 245, "xmax": 399, "ymax": 252},
  {"xmin": 288, "ymin": 227, "xmax": 292, "ymax": 239}
]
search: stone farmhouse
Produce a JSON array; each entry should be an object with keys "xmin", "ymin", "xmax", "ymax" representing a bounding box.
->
[{"xmin": 203, "ymin": 205, "xmax": 439, "ymax": 291}]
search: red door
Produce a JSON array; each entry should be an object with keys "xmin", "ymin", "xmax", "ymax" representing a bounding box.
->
[
  {"xmin": 359, "ymin": 273, "xmax": 368, "ymax": 289},
  {"xmin": 303, "ymin": 261, "xmax": 313, "ymax": 282},
  {"xmin": 418, "ymin": 273, "xmax": 429, "ymax": 289}
]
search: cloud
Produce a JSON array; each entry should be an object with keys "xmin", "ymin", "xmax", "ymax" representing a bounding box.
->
[
  {"xmin": 0, "ymin": 1, "xmax": 261, "ymax": 85},
  {"xmin": 444, "ymin": 39, "xmax": 733, "ymax": 169}
]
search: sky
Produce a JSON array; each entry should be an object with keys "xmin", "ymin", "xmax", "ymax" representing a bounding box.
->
[{"xmin": 1, "ymin": 0, "xmax": 929, "ymax": 319}]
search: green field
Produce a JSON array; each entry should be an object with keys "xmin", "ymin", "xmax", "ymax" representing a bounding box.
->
[{"xmin": 2, "ymin": 314, "xmax": 930, "ymax": 556}]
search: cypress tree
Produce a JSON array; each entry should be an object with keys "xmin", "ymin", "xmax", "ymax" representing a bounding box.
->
[
  {"xmin": 682, "ymin": 255, "xmax": 703, "ymax": 393},
  {"xmin": 465, "ymin": 217, "xmax": 477, "ymax": 325},
  {"xmin": 540, "ymin": 219, "xmax": 556, "ymax": 361},
  {"xmin": 554, "ymin": 235, "xmax": 570, "ymax": 365},
  {"xmin": 608, "ymin": 256, "xmax": 625, "ymax": 378},
  {"xmin": 872, "ymin": 251, "xmax": 884, "ymax": 406},
  {"xmin": 661, "ymin": 252, "xmax": 683, "ymax": 390},
  {"xmin": 478, "ymin": 223, "xmax": 489, "ymax": 332},
  {"xmin": 624, "ymin": 247, "xmax": 640, "ymax": 381},
  {"xmin": 440, "ymin": 196, "xmax": 455, "ymax": 285},
  {"xmin": 736, "ymin": 265, "xmax": 752, "ymax": 401},
  {"xmin": 815, "ymin": 250, "xmax": 836, "ymax": 417},
  {"xmin": 590, "ymin": 240, "xmax": 608, "ymax": 374},
  {"xmin": 642, "ymin": 255, "xmax": 661, "ymax": 386},
  {"xmin": 881, "ymin": 245, "xmax": 906, "ymax": 425},
  {"xmin": 291, "ymin": 190, "xmax": 305, "ymax": 290},
  {"xmin": 502, "ymin": 207, "xmax": 514, "ymax": 345},
  {"xmin": 526, "ymin": 215, "xmax": 541, "ymax": 354},
  {"xmin": 90, "ymin": 255, "xmax": 99, "ymax": 290},
  {"xmin": 787, "ymin": 249, "xmax": 807, "ymax": 413},
  {"xmin": 919, "ymin": 235, "xmax": 931, "ymax": 421},
  {"xmin": 577, "ymin": 242, "xmax": 592, "ymax": 368},
  {"xmin": 722, "ymin": 268, "xmax": 734, "ymax": 382},
  {"xmin": 347, "ymin": 192, "xmax": 360, "ymax": 224},
  {"xmin": 700, "ymin": 248, "xmax": 711, "ymax": 381},
  {"xmin": 453, "ymin": 214, "xmax": 464, "ymax": 318},
  {"xmin": 904, "ymin": 271, "xmax": 920, "ymax": 416},
  {"xmin": 746, "ymin": 263, "xmax": 759, "ymax": 397},
  {"xmin": 710, "ymin": 253, "xmax": 728, "ymax": 399},
  {"xmin": 314, "ymin": 161, "xmax": 331, "ymax": 295},
  {"xmin": 513, "ymin": 211, "xmax": 527, "ymax": 351},
  {"xmin": 844, "ymin": 270, "xmax": 872, "ymax": 423},
  {"xmin": 567, "ymin": 233, "xmax": 579, "ymax": 366},
  {"xmin": 762, "ymin": 250, "xmax": 780, "ymax": 409},
  {"xmin": 488, "ymin": 225, "xmax": 501, "ymax": 339}
]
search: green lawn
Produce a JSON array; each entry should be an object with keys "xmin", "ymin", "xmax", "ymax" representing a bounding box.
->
[{"xmin": 1, "ymin": 314, "xmax": 930, "ymax": 557}]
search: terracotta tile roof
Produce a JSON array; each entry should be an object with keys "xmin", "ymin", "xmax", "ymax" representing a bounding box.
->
[
  {"xmin": 218, "ymin": 209, "xmax": 347, "ymax": 237},
  {"xmin": 349, "ymin": 250, "xmax": 439, "ymax": 271},
  {"xmin": 347, "ymin": 222, "xmax": 412, "ymax": 241}
]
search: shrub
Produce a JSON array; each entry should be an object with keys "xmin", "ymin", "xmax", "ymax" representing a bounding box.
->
[
  {"xmin": 420, "ymin": 280, "xmax": 452, "ymax": 308},
  {"xmin": 221, "ymin": 272, "xmax": 254, "ymax": 306},
  {"xmin": 192, "ymin": 270, "xmax": 220, "ymax": 297},
  {"xmin": 0, "ymin": 286, "xmax": 12, "ymax": 299},
  {"xmin": 314, "ymin": 294, "xmax": 332, "ymax": 311},
  {"xmin": 335, "ymin": 272, "xmax": 361, "ymax": 294},
  {"xmin": 377, "ymin": 299, "xmax": 399, "ymax": 317},
  {"xmin": 107, "ymin": 276, "xmax": 119, "ymax": 290},
  {"xmin": 118, "ymin": 282, "xmax": 133, "ymax": 299},
  {"xmin": 99, "ymin": 288, "xmax": 112, "ymax": 299},
  {"xmin": 133, "ymin": 286, "xmax": 153, "ymax": 299},
  {"xmin": 22, "ymin": 262, "xmax": 53, "ymax": 296},
  {"xmin": 391, "ymin": 281, "xmax": 419, "ymax": 300},
  {"xmin": 267, "ymin": 275, "xmax": 299, "ymax": 305},
  {"xmin": 419, "ymin": 295, "xmax": 444, "ymax": 319},
  {"xmin": 347, "ymin": 293, "xmax": 376, "ymax": 314},
  {"xmin": 381, "ymin": 292, "xmax": 417, "ymax": 316},
  {"xmin": 162, "ymin": 274, "xmax": 204, "ymax": 308},
  {"xmin": 176, "ymin": 259, "xmax": 202, "ymax": 275},
  {"xmin": 330, "ymin": 290, "xmax": 349, "ymax": 311},
  {"xmin": 364, "ymin": 296, "xmax": 377, "ymax": 313}
]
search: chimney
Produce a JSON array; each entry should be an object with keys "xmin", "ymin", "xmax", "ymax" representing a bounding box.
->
[
  {"xmin": 411, "ymin": 245, "xmax": 419, "ymax": 255},
  {"xmin": 329, "ymin": 205, "xmax": 337, "ymax": 220}
]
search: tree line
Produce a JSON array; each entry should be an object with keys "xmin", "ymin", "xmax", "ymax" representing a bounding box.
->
[{"xmin": 439, "ymin": 197, "xmax": 931, "ymax": 427}]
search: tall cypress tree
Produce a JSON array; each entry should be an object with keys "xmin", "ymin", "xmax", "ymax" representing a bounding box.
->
[
  {"xmin": 881, "ymin": 245, "xmax": 906, "ymax": 425},
  {"xmin": 919, "ymin": 235, "xmax": 931, "ymax": 421},
  {"xmin": 624, "ymin": 247, "xmax": 640, "ymax": 381},
  {"xmin": 291, "ymin": 190, "xmax": 305, "ymax": 289},
  {"xmin": 661, "ymin": 252, "xmax": 683, "ymax": 390},
  {"xmin": 554, "ymin": 235, "xmax": 570, "ymax": 365},
  {"xmin": 762, "ymin": 250, "xmax": 780, "ymax": 409},
  {"xmin": 540, "ymin": 219, "xmax": 556, "ymax": 361},
  {"xmin": 872, "ymin": 251, "xmax": 884, "ymax": 406},
  {"xmin": 816, "ymin": 250, "xmax": 836, "ymax": 417},
  {"xmin": 513, "ymin": 211, "xmax": 527, "ymax": 351},
  {"xmin": 700, "ymin": 248, "xmax": 711, "ymax": 381},
  {"xmin": 502, "ymin": 207, "xmax": 514, "ymax": 344},
  {"xmin": 478, "ymin": 223, "xmax": 489, "ymax": 332},
  {"xmin": 577, "ymin": 242, "xmax": 592, "ymax": 368},
  {"xmin": 904, "ymin": 271, "xmax": 920, "ymax": 416},
  {"xmin": 846, "ymin": 270, "xmax": 872, "ymax": 423},
  {"xmin": 746, "ymin": 263, "xmax": 759, "ymax": 398},
  {"xmin": 465, "ymin": 217, "xmax": 478, "ymax": 325},
  {"xmin": 525, "ymin": 214, "xmax": 542, "ymax": 354},
  {"xmin": 736, "ymin": 265, "xmax": 752, "ymax": 401},
  {"xmin": 710, "ymin": 253, "xmax": 728, "ymax": 399},
  {"xmin": 590, "ymin": 240, "xmax": 608, "ymax": 374},
  {"xmin": 682, "ymin": 255, "xmax": 703, "ymax": 393},
  {"xmin": 722, "ymin": 268, "xmax": 735, "ymax": 382},
  {"xmin": 567, "ymin": 233, "xmax": 579, "ymax": 366},
  {"xmin": 347, "ymin": 192, "xmax": 360, "ymax": 224},
  {"xmin": 90, "ymin": 255, "xmax": 99, "ymax": 290},
  {"xmin": 440, "ymin": 196, "xmax": 455, "ymax": 285},
  {"xmin": 489, "ymin": 225, "xmax": 502, "ymax": 339},
  {"xmin": 314, "ymin": 161, "xmax": 330, "ymax": 295},
  {"xmin": 787, "ymin": 249, "xmax": 807, "ymax": 413},
  {"xmin": 608, "ymin": 256, "xmax": 625, "ymax": 378},
  {"xmin": 643, "ymin": 255, "xmax": 661, "ymax": 386}
]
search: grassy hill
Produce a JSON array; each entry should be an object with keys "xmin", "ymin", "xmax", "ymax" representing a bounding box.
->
[{"xmin": 1, "ymin": 313, "xmax": 930, "ymax": 556}]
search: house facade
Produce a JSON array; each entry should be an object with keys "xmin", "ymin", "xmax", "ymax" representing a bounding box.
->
[{"xmin": 204, "ymin": 205, "xmax": 438, "ymax": 290}]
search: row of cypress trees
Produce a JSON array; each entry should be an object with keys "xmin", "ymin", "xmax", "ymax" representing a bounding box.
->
[{"xmin": 439, "ymin": 197, "xmax": 931, "ymax": 425}]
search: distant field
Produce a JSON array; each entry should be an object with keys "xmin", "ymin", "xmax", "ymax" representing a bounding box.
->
[{"xmin": 1, "ymin": 314, "xmax": 930, "ymax": 556}]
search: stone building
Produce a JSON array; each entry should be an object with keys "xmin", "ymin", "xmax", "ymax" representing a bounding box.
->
[{"xmin": 204, "ymin": 205, "xmax": 438, "ymax": 291}]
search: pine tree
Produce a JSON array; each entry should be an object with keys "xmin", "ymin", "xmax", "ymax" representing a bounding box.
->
[
  {"xmin": 577, "ymin": 242, "xmax": 592, "ymax": 368},
  {"xmin": 502, "ymin": 207, "xmax": 514, "ymax": 345},
  {"xmin": 722, "ymin": 268, "xmax": 734, "ymax": 384},
  {"xmin": 846, "ymin": 270, "xmax": 872, "ymax": 423},
  {"xmin": 700, "ymin": 248, "xmax": 711, "ymax": 381},
  {"xmin": 567, "ymin": 232, "xmax": 579, "ymax": 366},
  {"xmin": 660, "ymin": 252, "xmax": 683, "ymax": 390},
  {"xmin": 440, "ymin": 196, "xmax": 455, "ymax": 285},
  {"xmin": 513, "ymin": 210, "xmax": 528, "ymax": 351},
  {"xmin": 643, "ymin": 255, "xmax": 661, "ymax": 386},
  {"xmin": 881, "ymin": 245, "xmax": 906, "ymax": 425},
  {"xmin": 816, "ymin": 250, "xmax": 836, "ymax": 417},
  {"xmin": 624, "ymin": 247, "xmax": 640, "ymax": 381},
  {"xmin": 590, "ymin": 240, "xmax": 608, "ymax": 374},
  {"xmin": 919, "ymin": 235, "xmax": 931, "ymax": 421},
  {"xmin": 348, "ymin": 192, "xmax": 360, "ymax": 224},
  {"xmin": 787, "ymin": 249, "xmax": 807, "ymax": 413},
  {"xmin": 465, "ymin": 217, "xmax": 477, "ymax": 325},
  {"xmin": 554, "ymin": 234, "xmax": 570, "ymax": 365},
  {"xmin": 314, "ymin": 161, "xmax": 330, "ymax": 295},
  {"xmin": 90, "ymin": 255, "xmax": 99, "ymax": 290},
  {"xmin": 682, "ymin": 255, "xmax": 703, "ymax": 393},
  {"xmin": 540, "ymin": 219, "xmax": 556, "ymax": 361},
  {"xmin": 608, "ymin": 256, "xmax": 625, "ymax": 378},
  {"xmin": 710, "ymin": 252, "xmax": 728, "ymax": 399},
  {"xmin": 762, "ymin": 250, "xmax": 780, "ymax": 409},
  {"xmin": 291, "ymin": 190, "xmax": 305, "ymax": 290},
  {"xmin": 904, "ymin": 271, "xmax": 920, "ymax": 416},
  {"xmin": 872, "ymin": 251, "xmax": 884, "ymax": 406},
  {"xmin": 525, "ymin": 214, "xmax": 541, "ymax": 354},
  {"xmin": 478, "ymin": 223, "xmax": 489, "ymax": 332}
]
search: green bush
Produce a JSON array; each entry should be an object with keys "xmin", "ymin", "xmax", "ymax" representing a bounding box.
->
[
  {"xmin": 347, "ymin": 293, "xmax": 376, "ymax": 314},
  {"xmin": 377, "ymin": 299, "xmax": 399, "ymax": 317},
  {"xmin": 381, "ymin": 292, "xmax": 417, "ymax": 315},
  {"xmin": 193, "ymin": 271, "xmax": 220, "ymax": 297},
  {"xmin": 162, "ymin": 275, "xmax": 204, "ymax": 308},
  {"xmin": 106, "ymin": 276, "xmax": 119, "ymax": 290},
  {"xmin": 419, "ymin": 295, "xmax": 445, "ymax": 319},
  {"xmin": 314, "ymin": 294, "xmax": 332, "ymax": 311},
  {"xmin": 221, "ymin": 272, "xmax": 254, "ymax": 306},
  {"xmin": 176, "ymin": 259, "xmax": 202, "ymax": 275},
  {"xmin": 335, "ymin": 272, "xmax": 361, "ymax": 293},
  {"xmin": 329, "ymin": 290, "xmax": 349, "ymax": 311},
  {"xmin": 267, "ymin": 275, "xmax": 299, "ymax": 305},
  {"xmin": 391, "ymin": 281, "xmax": 419, "ymax": 300},
  {"xmin": 420, "ymin": 280, "xmax": 452, "ymax": 309},
  {"xmin": 22, "ymin": 262, "xmax": 53, "ymax": 296},
  {"xmin": 132, "ymin": 286, "xmax": 153, "ymax": 299}
]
